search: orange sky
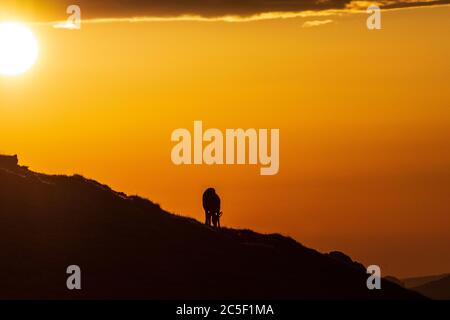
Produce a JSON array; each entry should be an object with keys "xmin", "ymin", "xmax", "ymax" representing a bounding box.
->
[{"xmin": 0, "ymin": 5, "xmax": 449, "ymax": 277}]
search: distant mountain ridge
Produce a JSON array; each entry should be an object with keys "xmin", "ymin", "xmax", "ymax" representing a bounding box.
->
[
  {"xmin": 410, "ymin": 275, "xmax": 450, "ymax": 300},
  {"xmin": 0, "ymin": 155, "xmax": 424, "ymax": 299},
  {"xmin": 393, "ymin": 273, "xmax": 450, "ymax": 300},
  {"xmin": 403, "ymin": 273, "xmax": 449, "ymax": 288}
]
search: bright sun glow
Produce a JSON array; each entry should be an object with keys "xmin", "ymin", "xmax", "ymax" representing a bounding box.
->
[{"xmin": 0, "ymin": 22, "xmax": 39, "ymax": 76}]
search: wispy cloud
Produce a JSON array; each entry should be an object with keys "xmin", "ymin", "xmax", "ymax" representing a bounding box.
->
[
  {"xmin": 53, "ymin": 22, "xmax": 79, "ymax": 30},
  {"xmin": 46, "ymin": 10, "xmax": 340, "ymax": 26},
  {"xmin": 302, "ymin": 19, "xmax": 334, "ymax": 28}
]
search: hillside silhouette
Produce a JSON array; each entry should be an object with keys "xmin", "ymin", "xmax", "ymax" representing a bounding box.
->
[{"xmin": 0, "ymin": 155, "xmax": 424, "ymax": 299}]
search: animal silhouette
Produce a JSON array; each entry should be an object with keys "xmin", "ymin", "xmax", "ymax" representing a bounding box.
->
[{"xmin": 202, "ymin": 188, "xmax": 221, "ymax": 227}]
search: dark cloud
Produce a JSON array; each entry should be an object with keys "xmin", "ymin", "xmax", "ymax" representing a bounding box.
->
[
  {"xmin": 382, "ymin": 0, "xmax": 450, "ymax": 10},
  {"xmin": 0, "ymin": 0, "xmax": 449, "ymax": 21}
]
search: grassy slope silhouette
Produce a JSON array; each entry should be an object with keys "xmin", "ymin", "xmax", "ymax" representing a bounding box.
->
[{"xmin": 0, "ymin": 155, "xmax": 424, "ymax": 299}]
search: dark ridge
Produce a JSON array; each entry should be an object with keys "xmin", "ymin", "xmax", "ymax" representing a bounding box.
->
[{"xmin": 0, "ymin": 155, "xmax": 425, "ymax": 299}]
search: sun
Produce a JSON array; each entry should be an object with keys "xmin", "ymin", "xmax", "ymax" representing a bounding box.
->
[{"xmin": 0, "ymin": 22, "xmax": 39, "ymax": 76}]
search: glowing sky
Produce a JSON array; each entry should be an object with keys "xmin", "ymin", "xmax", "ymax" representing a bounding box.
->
[{"xmin": 0, "ymin": 4, "xmax": 449, "ymax": 277}]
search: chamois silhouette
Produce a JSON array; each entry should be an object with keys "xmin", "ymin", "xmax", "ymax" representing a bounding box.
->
[{"xmin": 202, "ymin": 188, "xmax": 221, "ymax": 228}]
